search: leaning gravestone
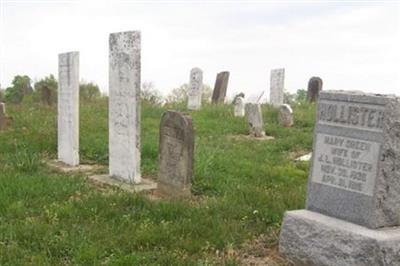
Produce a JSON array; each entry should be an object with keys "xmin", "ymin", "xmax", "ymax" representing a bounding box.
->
[
  {"xmin": 212, "ymin": 71, "xmax": 229, "ymax": 104},
  {"xmin": 158, "ymin": 111, "xmax": 194, "ymax": 195},
  {"xmin": 245, "ymin": 103, "xmax": 265, "ymax": 137},
  {"xmin": 109, "ymin": 31, "xmax": 141, "ymax": 183},
  {"xmin": 233, "ymin": 93, "xmax": 245, "ymax": 117},
  {"xmin": 0, "ymin": 102, "xmax": 7, "ymax": 131},
  {"xmin": 279, "ymin": 90, "xmax": 400, "ymax": 266},
  {"xmin": 187, "ymin": 67, "xmax": 203, "ymax": 110},
  {"xmin": 58, "ymin": 51, "xmax": 79, "ymax": 166},
  {"xmin": 278, "ymin": 104, "xmax": 293, "ymax": 127},
  {"xmin": 269, "ymin": 68, "xmax": 284, "ymax": 106},
  {"xmin": 307, "ymin": 76, "xmax": 323, "ymax": 103}
]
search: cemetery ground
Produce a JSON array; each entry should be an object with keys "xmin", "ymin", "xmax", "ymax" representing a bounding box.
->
[{"xmin": 0, "ymin": 98, "xmax": 315, "ymax": 265}]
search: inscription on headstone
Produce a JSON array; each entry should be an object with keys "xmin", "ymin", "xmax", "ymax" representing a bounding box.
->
[
  {"xmin": 58, "ymin": 51, "xmax": 79, "ymax": 166},
  {"xmin": 307, "ymin": 76, "xmax": 323, "ymax": 103},
  {"xmin": 212, "ymin": 71, "xmax": 229, "ymax": 104},
  {"xmin": 158, "ymin": 111, "xmax": 194, "ymax": 194},
  {"xmin": 187, "ymin": 67, "xmax": 203, "ymax": 110},
  {"xmin": 109, "ymin": 31, "xmax": 141, "ymax": 183},
  {"xmin": 269, "ymin": 68, "xmax": 284, "ymax": 106}
]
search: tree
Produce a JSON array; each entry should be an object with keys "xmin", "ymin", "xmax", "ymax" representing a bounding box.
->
[
  {"xmin": 166, "ymin": 83, "xmax": 188, "ymax": 104},
  {"xmin": 141, "ymin": 81, "xmax": 163, "ymax": 105},
  {"xmin": 295, "ymin": 89, "xmax": 307, "ymax": 103},
  {"xmin": 34, "ymin": 74, "xmax": 58, "ymax": 105},
  {"xmin": 5, "ymin": 75, "xmax": 32, "ymax": 104},
  {"xmin": 80, "ymin": 82, "xmax": 101, "ymax": 101}
]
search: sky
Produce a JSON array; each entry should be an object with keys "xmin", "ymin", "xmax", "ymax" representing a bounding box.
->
[{"xmin": 0, "ymin": 0, "xmax": 399, "ymax": 101}]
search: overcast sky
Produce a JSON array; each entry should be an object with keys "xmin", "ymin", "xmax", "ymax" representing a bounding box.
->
[{"xmin": 1, "ymin": 0, "xmax": 399, "ymax": 101}]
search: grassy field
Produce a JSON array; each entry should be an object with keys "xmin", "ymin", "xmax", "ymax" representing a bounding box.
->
[{"xmin": 0, "ymin": 98, "xmax": 316, "ymax": 265}]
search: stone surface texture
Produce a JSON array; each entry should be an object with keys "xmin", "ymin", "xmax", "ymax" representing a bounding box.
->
[
  {"xmin": 0, "ymin": 102, "xmax": 7, "ymax": 131},
  {"xmin": 307, "ymin": 76, "xmax": 323, "ymax": 103},
  {"xmin": 212, "ymin": 71, "xmax": 229, "ymax": 104},
  {"xmin": 58, "ymin": 51, "xmax": 79, "ymax": 166},
  {"xmin": 187, "ymin": 67, "xmax": 203, "ymax": 110},
  {"xmin": 109, "ymin": 31, "xmax": 141, "ymax": 183},
  {"xmin": 233, "ymin": 95, "xmax": 245, "ymax": 117},
  {"xmin": 158, "ymin": 111, "xmax": 194, "ymax": 194},
  {"xmin": 279, "ymin": 210, "xmax": 400, "ymax": 266},
  {"xmin": 245, "ymin": 103, "xmax": 265, "ymax": 137},
  {"xmin": 278, "ymin": 104, "xmax": 293, "ymax": 127},
  {"xmin": 269, "ymin": 68, "xmax": 285, "ymax": 106},
  {"xmin": 306, "ymin": 91, "xmax": 400, "ymax": 229},
  {"xmin": 89, "ymin": 174, "xmax": 157, "ymax": 193}
]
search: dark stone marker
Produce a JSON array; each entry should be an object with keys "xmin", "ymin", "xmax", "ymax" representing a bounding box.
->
[
  {"xmin": 212, "ymin": 71, "xmax": 230, "ymax": 104},
  {"xmin": 158, "ymin": 111, "xmax": 194, "ymax": 195},
  {"xmin": 307, "ymin": 77, "xmax": 323, "ymax": 103},
  {"xmin": 0, "ymin": 103, "xmax": 7, "ymax": 131}
]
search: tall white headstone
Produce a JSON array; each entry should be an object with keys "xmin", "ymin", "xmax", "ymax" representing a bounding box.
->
[
  {"xmin": 109, "ymin": 31, "xmax": 141, "ymax": 183},
  {"xmin": 187, "ymin": 67, "xmax": 203, "ymax": 110},
  {"xmin": 269, "ymin": 68, "xmax": 285, "ymax": 106},
  {"xmin": 58, "ymin": 51, "xmax": 79, "ymax": 166}
]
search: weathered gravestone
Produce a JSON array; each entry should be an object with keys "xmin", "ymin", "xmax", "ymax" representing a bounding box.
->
[
  {"xmin": 278, "ymin": 104, "xmax": 293, "ymax": 127},
  {"xmin": 269, "ymin": 68, "xmax": 284, "ymax": 106},
  {"xmin": 212, "ymin": 71, "xmax": 229, "ymax": 104},
  {"xmin": 41, "ymin": 86, "xmax": 52, "ymax": 106},
  {"xmin": 187, "ymin": 67, "xmax": 203, "ymax": 110},
  {"xmin": 279, "ymin": 91, "xmax": 400, "ymax": 266},
  {"xmin": 233, "ymin": 93, "xmax": 245, "ymax": 117},
  {"xmin": 109, "ymin": 31, "xmax": 141, "ymax": 183},
  {"xmin": 158, "ymin": 111, "xmax": 194, "ymax": 195},
  {"xmin": 307, "ymin": 76, "xmax": 323, "ymax": 103},
  {"xmin": 58, "ymin": 51, "xmax": 79, "ymax": 166},
  {"xmin": 245, "ymin": 103, "xmax": 265, "ymax": 137},
  {"xmin": 0, "ymin": 103, "xmax": 7, "ymax": 131}
]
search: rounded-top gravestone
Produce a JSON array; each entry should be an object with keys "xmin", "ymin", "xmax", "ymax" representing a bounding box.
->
[
  {"xmin": 307, "ymin": 76, "xmax": 323, "ymax": 103},
  {"xmin": 278, "ymin": 104, "xmax": 293, "ymax": 127}
]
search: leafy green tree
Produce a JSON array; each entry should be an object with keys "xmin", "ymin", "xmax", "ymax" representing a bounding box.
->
[
  {"xmin": 34, "ymin": 74, "xmax": 58, "ymax": 105},
  {"xmin": 166, "ymin": 83, "xmax": 188, "ymax": 104},
  {"xmin": 80, "ymin": 82, "xmax": 101, "ymax": 102},
  {"xmin": 141, "ymin": 81, "xmax": 163, "ymax": 105},
  {"xmin": 5, "ymin": 75, "xmax": 32, "ymax": 103},
  {"xmin": 295, "ymin": 89, "xmax": 307, "ymax": 103}
]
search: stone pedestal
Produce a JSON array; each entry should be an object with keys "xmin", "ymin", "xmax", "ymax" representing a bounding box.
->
[{"xmin": 280, "ymin": 210, "xmax": 400, "ymax": 266}]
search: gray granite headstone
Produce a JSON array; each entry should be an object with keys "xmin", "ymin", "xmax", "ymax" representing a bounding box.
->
[
  {"xmin": 212, "ymin": 71, "xmax": 229, "ymax": 104},
  {"xmin": 269, "ymin": 68, "xmax": 284, "ymax": 106},
  {"xmin": 278, "ymin": 104, "xmax": 293, "ymax": 127},
  {"xmin": 58, "ymin": 51, "xmax": 79, "ymax": 166},
  {"xmin": 279, "ymin": 90, "xmax": 400, "ymax": 265},
  {"xmin": 245, "ymin": 103, "xmax": 265, "ymax": 137},
  {"xmin": 187, "ymin": 67, "xmax": 203, "ymax": 110},
  {"xmin": 109, "ymin": 31, "xmax": 141, "ymax": 183},
  {"xmin": 0, "ymin": 102, "xmax": 7, "ymax": 131},
  {"xmin": 307, "ymin": 76, "xmax": 323, "ymax": 103},
  {"xmin": 158, "ymin": 111, "xmax": 194, "ymax": 194}
]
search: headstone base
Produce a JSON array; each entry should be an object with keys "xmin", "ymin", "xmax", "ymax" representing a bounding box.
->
[
  {"xmin": 279, "ymin": 210, "xmax": 400, "ymax": 266},
  {"xmin": 47, "ymin": 160, "xmax": 98, "ymax": 173},
  {"xmin": 88, "ymin": 174, "xmax": 157, "ymax": 193},
  {"xmin": 157, "ymin": 182, "xmax": 191, "ymax": 197}
]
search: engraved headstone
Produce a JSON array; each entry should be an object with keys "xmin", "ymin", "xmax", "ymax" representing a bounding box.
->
[
  {"xmin": 233, "ymin": 93, "xmax": 245, "ymax": 117},
  {"xmin": 307, "ymin": 76, "xmax": 323, "ymax": 103},
  {"xmin": 58, "ymin": 51, "xmax": 79, "ymax": 166},
  {"xmin": 212, "ymin": 71, "xmax": 229, "ymax": 104},
  {"xmin": 279, "ymin": 91, "xmax": 400, "ymax": 265},
  {"xmin": 269, "ymin": 68, "xmax": 284, "ymax": 106},
  {"xmin": 0, "ymin": 102, "xmax": 7, "ymax": 131},
  {"xmin": 278, "ymin": 104, "xmax": 293, "ymax": 127},
  {"xmin": 158, "ymin": 111, "xmax": 194, "ymax": 194},
  {"xmin": 109, "ymin": 31, "xmax": 141, "ymax": 183},
  {"xmin": 187, "ymin": 67, "xmax": 203, "ymax": 110},
  {"xmin": 245, "ymin": 103, "xmax": 265, "ymax": 137}
]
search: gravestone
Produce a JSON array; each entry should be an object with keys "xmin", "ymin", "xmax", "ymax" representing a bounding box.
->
[
  {"xmin": 279, "ymin": 90, "xmax": 400, "ymax": 266},
  {"xmin": 278, "ymin": 104, "xmax": 293, "ymax": 127},
  {"xmin": 307, "ymin": 76, "xmax": 323, "ymax": 103},
  {"xmin": 269, "ymin": 68, "xmax": 284, "ymax": 106},
  {"xmin": 58, "ymin": 51, "xmax": 79, "ymax": 166},
  {"xmin": 245, "ymin": 103, "xmax": 265, "ymax": 137},
  {"xmin": 41, "ymin": 86, "xmax": 52, "ymax": 105},
  {"xmin": 233, "ymin": 93, "xmax": 245, "ymax": 117},
  {"xmin": 158, "ymin": 111, "xmax": 194, "ymax": 194},
  {"xmin": 0, "ymin": 102, "xmax": 7, "ymax": 131},
  {"xmin": 212, "ymin": 71, "xmax": 229, "ymax": 104},
  {"xmin": 187, "ymin": 67, "xmax": 203, "ymax": 110},
  {"xmin": 109, "ymin": 31, "xmax": 141, "ymax": 183}
]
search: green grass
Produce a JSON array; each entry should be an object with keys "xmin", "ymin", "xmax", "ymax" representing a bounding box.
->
[{"xmin": 0, "ymin": 99, "xmax": 316, "ymax": 265}]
